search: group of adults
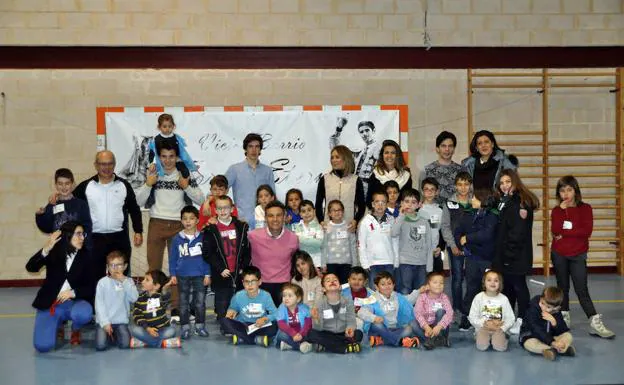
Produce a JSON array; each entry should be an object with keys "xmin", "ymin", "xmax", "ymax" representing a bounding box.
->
[{"xmin": 27, "ymin": 127, "xmax": 517, "ymax": 352}]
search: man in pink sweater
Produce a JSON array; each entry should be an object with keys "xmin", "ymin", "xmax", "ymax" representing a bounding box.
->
[{"xmin": 248, "ymin": 201, "xmax": 299, "ymax": 306}]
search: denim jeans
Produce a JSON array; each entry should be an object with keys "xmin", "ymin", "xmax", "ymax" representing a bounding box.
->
[
  {"xmin": 33, "ymin": 300, "xmax": 93, "ymax": 353},
  {"xmin": 551, "ymin": 251, "xmax": 597, "ymax": 317},
  {"xmin": 178, "ymin": 276, "xmax": 206, "ymax": 326},
  {"xmin": 274, "ymin": 330, "xmax": 304, "ymax": 349},
  {"xmin": 368, "ymin": 323, "xmax": 414, "ymax": 346},
  {"xmin": 463, "ymin": 258, "xmax": 491, "ymax": 316},
  {"xmin": 95, "ymin": 324, "xmax": 131, "ymax": 351},
  {"xmin": 449, "ymin": 248, "xmax": 466, "ymax": 313},
  {"xmin": 411, "ymin": 309, "xmax": 449, "ymax": 341},
  {"xmin": 129, "ymin": 324, "xmax": 177, "ymax": 347},
  {"xmin": 397, "ymin": 264, "xmax": 427, "ymax": 294},
  {"xmin": 369, "ymin": 264, "xmax": 395, "ymax": 289}
]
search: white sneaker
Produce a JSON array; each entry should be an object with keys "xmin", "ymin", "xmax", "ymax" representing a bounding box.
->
[
  {"xmin": 299, "ymin": 341, "xmax": 313, "ymax": 354},
  {"xmin": 509, "ymin": 318, "xmax": 522, "ymax": 335},
  {"xmin": 589, "ymin": 314, "xmax": 615, "ymax": 339},
  {"xmin": 562, "ymin": 311, "xmax": 571, "ymax": 328},
  {"xmin": 279, "ymin": 341, "xmax": 293, "ymax": 351}
]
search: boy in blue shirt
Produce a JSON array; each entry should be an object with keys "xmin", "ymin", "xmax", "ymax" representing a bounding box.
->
[
  {"xmin": 221, "ymin": 266, "xmax": 278, "ymax": 347},
  {"xmin": 169, "ymin": 205, "xmax": 211, "ymax": 339}
]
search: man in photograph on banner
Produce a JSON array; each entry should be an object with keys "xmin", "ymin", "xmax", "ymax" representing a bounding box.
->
[
  {"xmin": 329, "ymin": 117, "xmax": 381, "ymax": 197},
  {"xmin": 225, "ymin": 133, "xmax": 276, "ymax": 229}
]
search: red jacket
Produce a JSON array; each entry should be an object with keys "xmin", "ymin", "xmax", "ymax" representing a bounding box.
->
[{"xmin": 551, "ymin": 203, "xmax": 592, "ymax": 257}]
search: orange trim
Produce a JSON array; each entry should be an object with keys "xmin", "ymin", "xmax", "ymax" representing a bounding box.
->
[
  {"xmin": 303, "ymin": 105, "xmax": 323, "ymax": 111},
  {"xmin": 341, "ymin": 105, "xmax": 362, "ymax": 111},
  {"xmin": 224, "ymin": 106, "xmax": 244, "ymax": 112},
  {"xmin": 96, "ymin": 106, "xmax": 124, "ymax": 134},
  {"xmin": 381, "ymin": 105, "xmax": 408, "ymax": 132},
  {"xmin": 263, "ymin": 105, "xmax": 283, "ymax": 111},
  {"xmin": 402, "ymin": 152, "xmax": 409, "ymax": 164},
  {"xmin": 144, "ymin": 106, "xmax": 165, "ymax": 113},
  {"xmin": 184, "ymin": 106, "xmax": 205, "ymax": 112}
]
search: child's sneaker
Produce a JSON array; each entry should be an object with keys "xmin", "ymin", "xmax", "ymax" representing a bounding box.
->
[
  {"xmin": 195, "ymin": 328, "xmax": 209, "ymax": 338},
  {"xmin": 562, "ymin": 311, "xmax": 571, "ymax": 328},
  {"xmin": 161, "ymin": 337, "xmax": 181, "ymax": 348},
  {"xmin": 509, "ymin": 318, "xmax": 523, "ymax": 335},
  {"xmin": 279, "ymin": 341, "xmax": 293, "ymax": 351},
  {"xmin": 401, "ymin": 336, "xmax": 420, "ymax": 348},
  {"xmin": 562, "ymin": 345, "xmax": 576, "ymax": 357},
  {"xmin": 129, "ymin": 337, "xmax": 146, "ymax": 348},
  {"xmin": 232, "ymin": 335, "xmax": 239, "ymax": 345},
  {"xmin": 542, "ymin": 348, "xmax": 557, "ymax": 361},
  {"xmin": 181, "ymin": 327, "xmax": 191, "ymax": 340},
  {"xmin": 345, "ymin": 343, "xmax": 361, "ymax": 353},
  {"xmin": 70, "ymin": 331, "xmax": 81, "ymax": 346},
  {"xmin": 369, "ymin": 335, "xmax": 384, "ymax": 347},
  {"xmin": 299, "ymin": 342, "xmax": 313, "ymax": 354},
  {"xmin": 315, "ymin": 344, "xmax": 326, "ymax": 353},
  {"xmin": 255, "ymin": 335, "xmax": 269, "ymax": 347},
  {"xmin": 589, "ymin": 314, "xmax": 615, "ymax": 339}
]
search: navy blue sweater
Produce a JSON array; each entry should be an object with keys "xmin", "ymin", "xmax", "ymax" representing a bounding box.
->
[
  {"xmin": 35, "ymin": 197, "xmax": 92, "ymax": 235},
  {"xmin": 520, "ymin": 295, "xmax": 570, "ymax": 345},
  {"xmin": 453, "ymin": 208, "xmax": 498, "ymax": 261}
]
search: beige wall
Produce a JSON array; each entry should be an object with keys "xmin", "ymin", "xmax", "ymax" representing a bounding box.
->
[{"xmin": 0, "ymin": 0, "xmax": 622, "ymax": 46}]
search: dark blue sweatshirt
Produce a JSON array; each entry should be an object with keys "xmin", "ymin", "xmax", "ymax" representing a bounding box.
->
[
  {"xmin": 453, "ymin": 208, "xmax": 498, "ymax": 261},
  {"xmin": 35, "ymin": 197, "xmax": 92, "ymax": 235},
  {"xmin": 520, "ymin": 295, "xmax": 570, "ymax": 345}
]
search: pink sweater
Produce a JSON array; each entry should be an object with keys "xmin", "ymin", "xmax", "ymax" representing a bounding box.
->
[
  {"xmin": 414, "ymin": 291, "xmax": 454, "ymax": 329},
  {"xmin": 248, "ymin": 227, "xmax": 299, "ymax": 283}
]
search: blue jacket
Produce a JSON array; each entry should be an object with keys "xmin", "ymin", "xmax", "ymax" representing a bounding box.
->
[
  {"xmin": 149, "ymin": 133, "xmax": 196, "ymax": 177},
  {"xmin": 168, "ymin": 231, "xmax": 210, "ymax": 277},
  {"xmin": 361, "ymin": 292, "xmax": 415, "ymax": 333},
  {"xmin": 453, "ymin": 208, "xmax": 498, "ymax": 261},
  {"xmin": 276, "ymin": 303, "xmax": 312, "ymax": 324}
]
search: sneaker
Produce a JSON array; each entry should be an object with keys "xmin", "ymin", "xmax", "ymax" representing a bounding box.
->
[
  {"xmin": 279, "ymin": 341, "xmax": 293, "ymax": 351},
  {"xmin": 509, "ymin": 318, "xmax": 523, "ymax": 335},
  {"xmin": 195, "ymin": 328, "xmax": 210, "ymax": 338},
  {"xmin": 315, "ymin": 344, "xmax": 326, "ymax": 353},
  {"xmin": 458, "ymin": 317, "xmax": 473, "ymax": 332},
  {"xmin": 70, "ymin": 331, "xmax": 81, "ymax": 346},
  {"xmin": 345, "ymin": 343, "xmax": 361, "ymax": 353},
  {"xmin": 170, "ymin": 309, "xmax": 180, "ymax": 324},
  {"xmin": 542, "ymin": 348, "xmax": 557, "ymax": 361},
  {"xmin": 562, "ymin": 345, "xmax": 576, "ymax": 357},
  {"xmin": 589, "ymin": 314, "xmax": 616, "ymax": 339},
  {"xmin": 255, "ymin": 335, "xmax": 269, "ymax": 347},
  {"xmin": 562, "ymin": 311, "xmax": 571, "ymax": 328},
  {"xmin": 129, "ymin": 337, "xmax": 146, "ymax": 348},
  {"xmin": 369, "ymin": 335, "xmax": 384, "ymax": 347},
  {"xmin": 232, "ymin": 335, "xmax": 239, "ymax": 345},
  {"xmin": 299, "ymin": 342, "xmax": 313, "ymax": 354},
  {"xmin": 401, "ymin": 336, "xmax": 420, "ymax": 348},
  {"xmin": 161, "ymin": 337, "xmax": 181, "ymax": 348}
]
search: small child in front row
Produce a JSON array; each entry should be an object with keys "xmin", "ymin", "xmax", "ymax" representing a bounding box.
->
[
  {"xmin": 468, "ymin": 270, "xmax": 515, "ymax": 352},
  {"xmin": 322, "ymin": 199, "xmax": 357, "ymax": 283},
  {"xmin": 221, "ymin": 266, "xmax": 278, "ymax": 347},
  {"xmin": 95, "ymin": 251, "xmax": 139, "ymax": 351},
  {"xmin": 130, "ymin": 270, "xmax": 180, "ymax": 348},
  {"xmin": 520, "ymin": 286, "xmax": 575, "ymax": 361},
  {"xmin": 358, "ymin": 271, "xmax": 420, "ymax": 348},
  {"xmin": 413, "ymin": 272, "xmax": 453, "ymax": 350},
  {"xmin": 169, "ymin": 205, "xmax": 211, "ymax": 339},
  {"xmin": 291, "ymin": 200, "xmax": 324, "ymax": 271},
  {"xmin": 341, "ymin": 266, "xmax": 374, "ymax": 331},
  {"xmin": 291, "ymin": 250, "xmax": 323, "ymax": 308},
  {"xmin": 308, "ymin": 273, "xmax": 363, "ymax": 354},
  {"xmin": 275, "ymin": 283, "xmax": 313, "ymax": 353},
  {"xmin": 285, "ymin": 188, "xmax": 303, "ymax": 228},
  {"xmin": 254, "ymin": 184, "xmax": 276, "ymax": 229}
]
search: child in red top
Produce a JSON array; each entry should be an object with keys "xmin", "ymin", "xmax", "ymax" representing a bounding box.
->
[
  {"xmin": 198, "ymin": 175, "xmax": 239, "ymax": 230},
  {"xmin": 550, "ymin": 175, "xmax": 614, "ymax": 339}
]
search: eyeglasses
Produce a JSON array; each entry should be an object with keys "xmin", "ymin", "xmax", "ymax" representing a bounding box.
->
[
  {"xmin": 108, "ymin": 263, "xmax": 126, "ymax": 270},
  {"xmin": 243, "ymin": 279, "xmax": 259, "ymax": 285},
  {"xmin": 73, "ymin": 232, "xmax": 87, "ymax": 238}
]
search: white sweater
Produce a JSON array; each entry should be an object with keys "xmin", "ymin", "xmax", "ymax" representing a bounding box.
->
[
  {"xmin": 357, "ymin": 213, "xmax": 398, "ymax": 269},
  {"xmin": 136, "ymin": 170, "xmax": 204, "ymax": 220},
  {"xmin": 468, "ymin": 292, "xmax": 516, "ymax": 333}
]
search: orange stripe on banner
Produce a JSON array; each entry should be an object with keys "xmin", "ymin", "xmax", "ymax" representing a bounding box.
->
[
  {"xmin": 144, "ymin": 106, "xmax": 165, "ymax": 113},
  {"xmin": 381, "ymin": 105, "xmax": 409, "ymax": 133},
  {"xmin": 303, "ymin": 105, "xmax": 323, "ymax": 111},
  {"xmin": 342, "ymin": 105, "xmax": 362, "ymax": 111},
  {"xmin": 96, "ymin": 106, "xmax": 124, "ymax": 135},
  {"xmin": 224, "ymin": 106, "xmax": 244, "ymax": 112},
  {"xmin": 184, "ymin": 106, "xmax": 205, "ymax": 112},
  {"xmin": 402, "ymin": 152, "xmax": 409, "ymax": 164},
  {"xmin": 263, "ymin": 105, "xmax": 283, "ymax": 111}
]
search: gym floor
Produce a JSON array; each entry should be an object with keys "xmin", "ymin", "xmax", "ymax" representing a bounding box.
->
[{"xmin": 1, "ymin": 275, "xmax": 622, "ymax": 385}]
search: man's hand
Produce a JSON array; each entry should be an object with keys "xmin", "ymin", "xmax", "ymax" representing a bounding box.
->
[
  {"xmin": 347, "ymin": 220, "xmax": 357, "ymax": 233},
  {"xmin": 221, "ymin": 269, "xmax": 232, "ymax": 278},
  {"xmin": 169, "ymin": 276, "xmax": 177, "ymax": 286},
  {"xmin": 134, "ymin": 233, "xmax": 143, "ymax": 247}
]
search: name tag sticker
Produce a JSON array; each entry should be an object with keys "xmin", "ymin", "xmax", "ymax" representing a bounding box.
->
[
  {"xmin": 336, "ymin": 230, "xmax": 348, "ymax": 239},
  {"xmin": 447, "ymin": 202, "xmax": 459, "ymax": 209},
  {"xmin": 189, "ymin": 245, "xmax": 202, "ymax": 256},
  {"xmin": 338, "ymin": 307, "xmax": 347, "ymax": 314},
  {"xmin": 323, "ymin": 309, "xmax": 334, "ymax": 319},
  {"xmin": 307, "ymin": 291, "xmax": 315, "ymax": 301},
  {"xmin": 563, "ymin": 221, "xmax": 573, "ymax": 230},
  {"xmin": 432, "ymin": 302, "xmax": 443, "ymax": 311},
  {"xmin": 53, "ymin": 204, "xmax": 65, "ymax": 214},
  {"xmin": 430, "ymin": 215, "xmax": 440, "ymax": 224}
]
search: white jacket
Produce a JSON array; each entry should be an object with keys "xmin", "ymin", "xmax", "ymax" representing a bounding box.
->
[{"xmin": 357, "ymin": 213, "xmax": 398, "ymax": 269}]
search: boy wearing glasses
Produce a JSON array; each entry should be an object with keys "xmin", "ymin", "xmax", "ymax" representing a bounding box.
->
[
  {"xmin": 203, "ymin": 195, "xmax": 251, "ymax": 331},
  {"xmin": 418, "ymin": 178, "xmax": 445, "ymax": 273},
  {"xmin": 220, "ymin": 266, "xmax": 277, "ymax": 347},
  {"xmin": 94, "ymin": 251, "xmax": 139, "ymax": 351},
  {"xmin": 520, "ymin": 286, "xmax": 575, "ymax": 361},
  {"xmin": 169, "ymin": 206, "xmax": 211, "ymax": 339}
]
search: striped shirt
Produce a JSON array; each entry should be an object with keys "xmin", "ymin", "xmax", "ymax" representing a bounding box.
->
[{"xmin": 132, "ymin": 291, "xmax": 171, "ymax": 329}]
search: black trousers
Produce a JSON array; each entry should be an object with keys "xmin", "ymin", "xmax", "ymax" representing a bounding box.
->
[
  {"xmin": 502, "ymin": 273, "xmax": 530, "ymax": 319},
  {"xmin": 91, "ymin": 231, "xmax": 132, "ymax": 281},
  {"xmin": 307, "ymin": 329, "xmax": 364, "ymax": 354},
  {"xmin": 551, "ymin": 251, "xmax": 597, "ymax": 317},
  {"xmin": 261, "ymin": 282, "xmax": 287, "ymax": 307}
]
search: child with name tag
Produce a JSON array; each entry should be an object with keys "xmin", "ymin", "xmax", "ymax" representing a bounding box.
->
[
  {"xmin": 358, "ymin": 191, "xmax": 398, "ymax": 288},
  {"xmin": 291, "ymin": 200, "xmax": 324, "ymax": 271},
  {"xmin": 275, "ymin": 283, "xmax": 314, "ymax": 353},
  {"xmin": 36, "ymin": 168, "xmax": 92, "ymax": 238},
  {"xmin": 322, "ymin": 200, "xmax": 357, "ymax": 283},
  {"xmin": 413, "ymin": 272, "xmax": 453, "ymax": 350},
  {"xmin": 308, "ymin": 273, "xmax": 363, "ymax": 353},
  {"xmin": 341, "ymin": 266, "xmax": 375, "ymax": 331},
  {"xmin": 550, "ymin": 176, "xmax": 614, "ymax": 338},
  {"xmin": 198, "ymin": 175, "xmax": 239, "ymax": 230},
  {"xmin": 169, "ymin": 206, "xmax": 211, "ymax": 339},
  {"xmin": 221, "ymin": 266, "xmax": 278, "ymax": 347},
  {"xmin": 418, "ymin": 177, "xmax": 445, "ymax": 273},
  {"xmin": 285, "ymin": 188, "xmax": 303, "ymax": 228},
  {"xmin": 291, "ymin": 250, "xmax": 323, "ymax": 308},
  {"xmin": 254, "ymin": 184, "xmax": 275, "ymax": 229},
  {"xmin": 468, "ymin": 270, "xmax": 515, "ymax": 352},
  {"xmin": 392, "ymin": 188, "xmax": 434, "ymax": 294},
  {"xmin": 440, "ymin": 171, "xmax": 473, "ymax": 323},
  {"xmin": 95, "ymin": 251, "xmax": 139, "ymax": 351},
  {"xmin": 520, "ymin": 286, "xmax": 575, "ymax": 361},
  {"xmin": 129, "ymin": 270, "xmax": 180, "ymax": 348},
  {"xmin": 359, "ymin": 271, "xmax": 420, "ymax": 348}
]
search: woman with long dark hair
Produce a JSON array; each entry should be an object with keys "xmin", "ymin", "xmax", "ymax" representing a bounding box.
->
[
  {"xmin": 366, "ymin": 139, "xmax": 412, "ymax": 206},
  {"xmin": 461, "ymin": 130, "xmax": 517, "ymax": 191}
]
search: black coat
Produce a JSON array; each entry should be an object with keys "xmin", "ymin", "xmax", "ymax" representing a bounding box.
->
[
  {"xmin": 365, "ymin": 170, "xmax": 413, "ymax": 207},
  {"xmin": 493, "ymin": 194, "xmax": 534, "ymax": 275},
  {"xmin": 26, "ymin": 247, "xmax": 94, "ymax": 310},
  {"xmin": 202, "ymin": 218, "xmax": 251, "ymax": 289}
]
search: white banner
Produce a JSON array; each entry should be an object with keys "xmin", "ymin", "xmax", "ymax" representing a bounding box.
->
[{"xmin": 105, "ymin": 107, "xmax": 401, "ymax": 203}]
